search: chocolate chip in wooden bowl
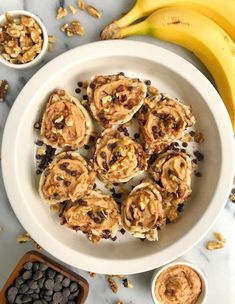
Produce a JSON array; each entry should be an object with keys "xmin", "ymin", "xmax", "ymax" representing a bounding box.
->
[{"xmin": 0, "ymin": 251, "xmax": 89, "ymax": 304}]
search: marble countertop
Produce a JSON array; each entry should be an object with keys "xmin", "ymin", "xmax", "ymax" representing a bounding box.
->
[{"xmin": 0, "ymin": 1, "xmax": 235, "ymax": 303}]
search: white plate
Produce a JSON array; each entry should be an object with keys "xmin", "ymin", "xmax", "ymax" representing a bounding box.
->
[{"xmin": 2, "ymin": 41, "xmax": 234, "ymax": 274}]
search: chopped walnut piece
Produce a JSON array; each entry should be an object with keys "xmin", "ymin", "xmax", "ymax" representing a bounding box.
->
[
  {"xmin": 56, "ymin": 7, "xmax": 68, "ymax": 19},
  {"xmin": 17, "ymin": 233, "xmax": 31, "ymax": 243},
  {"xmin": 206, "ymin": 241, "xmax": 225, "ymax": 250},
  {"xmin": 89, "ymin": 272, "xmax": 96, "ymax": 278},
  {"xmin": 107, "ymin": 276, "xmax": 118, "ymax": 293},
  {"xmin": 77, "ymin": 0, "xmax": 85, "ymax": 10},
  {"xmin": 48, "ymin": 35, "xmax": 56, "ymax": 43},
  {"xmin": 0, "ymin": 80, "xmax": 9, "ymax": 102},
  {"xmin": 69, "ymin": 5, "xmax": 77, "ymax": 14},
  {"xmin": 85, "ymin": 5, "xmax": 102, "ymax": 18},
  {"xmin": 214, "ymin": 232, "xmax": 226, "ymax": 243},
  {"xmin": 61, "ymin": 21, "xmax": 84, "ymax": 37}
]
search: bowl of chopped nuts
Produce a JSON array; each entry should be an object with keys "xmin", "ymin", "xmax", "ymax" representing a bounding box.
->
[{"xmin": 0, "ymin": 10, "xmax": 48, "ymax": 69}]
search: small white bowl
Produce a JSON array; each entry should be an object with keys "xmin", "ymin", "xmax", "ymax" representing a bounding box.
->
[
  {"xmin": 0, "ymin": 10, "xmax": 48, "ymax": 69},
  {"xmin": 151, "ymin": 260, "xmax": 208, "ymax": 304}
]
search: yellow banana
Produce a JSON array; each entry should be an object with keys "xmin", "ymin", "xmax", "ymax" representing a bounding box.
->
[
  {"xmin": 102, "ymin": 7, "xmax": 235, "ymax": 130},
  {"xmin": 101, "ymin": 0, "xmax": 235, "ymax": 43}
]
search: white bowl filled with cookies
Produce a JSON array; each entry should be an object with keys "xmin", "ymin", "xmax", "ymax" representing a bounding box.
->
[{"xmin": 2, "ymin": 41, "xmax": 234, "ymax": 274}]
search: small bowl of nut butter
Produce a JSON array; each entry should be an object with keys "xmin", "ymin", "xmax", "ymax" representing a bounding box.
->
[
  {"xmin": 0, "ymin": 10, "xmax": 48, "ymax": 69},
  {"xmin": 151, "ymin": 261, "xmax": 208, "ymax": 304}
]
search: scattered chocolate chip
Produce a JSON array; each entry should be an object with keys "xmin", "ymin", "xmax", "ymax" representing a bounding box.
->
[
  {"xmin": 182, "ymin": 142, "xmax": 188, "ymax": 147},
  {"xmin": 112, "ymin": 193, "xmax": 122, "ymax": 199},
  {"xmin": 107, "ymin": 142, "xmax": 117, "ymax": 150},
  {"xmin": 84, "ymin": 144, "xmax": 90, "ymax": 150},
  {"xmin": 134, "ymin": 133, "xmax": 140, "ymax": 139},
  {"xmin": 119, "ymin": 72, "xmax": 125, "ymax": 76},
  {"xmin": 120, "ymin": 228, "xmax": 126, "ymax": 235},
  {"xmin": 181, "ymin": 148, "xmax": 186, "ymax": 153},
  {"xmin": 83, "ymin": 94, "xmax": 88, "ymax": 100},
  {"xmin": 76, "ymin": 199, "xmax": 87, "ymax": 206},
  {"xmin": 177, "ymin": 203, "xmax": 184, "ymax": 212},
  {"xmin": 75, "ymin": 88, "xmax": 81, "ymax": 94},
  {"xmin": 53, "ymin": 193, "xmax": 61, "ymax": 200},
  {"xmin": 100, "ymin": 151, "xmax": 107, "ymax": 160},
  {"xmin": 102, "ymin": 161, "xmax": 108, "ymax": 171},
  {"xmin": 193, "ymin": 151, "xmax": 204, "ymax": 161},
  {"xmin": 145, "ymin": 80, "xmax": 151, "ymax": 86},
  {"xmin": 63, "ymin": 180, "xmax": 71, "ymax": 187},
  {"xmin": 77, "ymin": 81, "xmax": 83, "ymax": 87},
  {"xmin": 34, "ymin": 122, "xmax": 41, "ymax": 129},
  {"xmin": 35, "ymin": 140, "xmax": 43, "ymax": 146},
  {"xmin": 194, "ymin": 171, "xmax": 202, "ymax": 177},
  {"xmin": 166, "ymin": 218, "xmax": 171, "ymax": 224},
  {"xmin": 192, "ymin": 159, "xmax": 198, "ymax": 165},
  {"xmin": 70, "ymin": 170, "xmax": 78, "ymax": 177},
  {"xmin": 89, "ymin": 135, "xmax": 95, "ymax": 142},
  {"xmin": 189, "ymin": 130, "xmax": 196, "ymax": 136},
  {"xmin": 111, "ymin": 236, "xmax": 117, "ymax": 241}
]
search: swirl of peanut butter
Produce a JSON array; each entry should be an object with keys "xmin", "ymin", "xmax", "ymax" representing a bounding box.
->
[
  {"xmin": 121, "ymin": 181, "xmax": 165, "ymax": 241},
  {"xmin": 138, "ymin": 94, "xmax": 195, "ymax": 153},
  {"xmin": 63, "ymin": 190, "xmax": 121, "ymax": 243},
  {"xmin": 155, "ymin": 265, "xmax": 202, "ymax": 304},
  {"xmin": 93, "ymin": 129, "xmax": 148, "ymax": 183},
  {"xmin": 87, "ymin": 74, "xmax": 147, "ymax": 127},
  {"xmin": 39, "ymin": 152, "xmax": 96, "ymax": 204},
  {"xmin": 41, "ymin": 89, "xmax": 92, "ymax": 149}
]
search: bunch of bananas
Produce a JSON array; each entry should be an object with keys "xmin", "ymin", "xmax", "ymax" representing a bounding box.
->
[{"xmin": 101, "ymin": 0, "xmax": 235, "ymax": 131}]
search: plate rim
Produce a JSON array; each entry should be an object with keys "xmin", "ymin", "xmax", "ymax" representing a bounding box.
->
[{"xmin": 2, "ymin": 40, "xmax": 234, "ymax": 274}]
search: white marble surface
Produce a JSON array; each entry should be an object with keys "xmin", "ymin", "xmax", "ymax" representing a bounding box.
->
[{"xmin": 0, "ymin": 1, "xmax": 235, "ymax": 303}]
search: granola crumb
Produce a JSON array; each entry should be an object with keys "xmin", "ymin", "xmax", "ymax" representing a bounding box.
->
[
  {"xmin": 214, "ymin": 231, "xmax": 226, "ymax": 243},
  {"xmin": 77, "ymin": 0, "xmax": 85, "ymax": 10},
  {"xmin": 56, "ymin": 7, "xmax": 68, "ymax": 19},
  {"xmin": 206, "ymin": 241, "xmax": 225, "ymax": 250},
  {"xmin": 0, "ymin": 80, "xmax": 9, "ymax": 102},
  {"xmin": 85, "ymin": 5, "xmax": 102, "ymax": 18},
  {"xmin": 122, "ymin": 278, "xmax": 134, "ymax": 288},
  {"xmin": 89, "ymin": 272, "xmax": 96, "ymax": 278},
  {"xmin": 107, "ymin": 276, "xmax": 118, "ymax": 293},
  {"xmin": 69, "ymin": 5, "xmax": 78, "ymax": 14}
]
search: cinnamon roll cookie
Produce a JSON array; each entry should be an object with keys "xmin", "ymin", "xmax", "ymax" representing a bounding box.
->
[
  {"xmin": 93, "ymin": 129, "xmax": 148, "ymax": 183},
  {"xmin": 87, "ymin": 74, "xmax": 147, "ymax": 127},
  {"xmin": 138, "ymin": 94, "xmax": 195, "ymax": 153},
  {"xmin": 150, "ymin": 150, "xmax": 193, "ymax": 222},
  {"xmin": 41, "ymin": 89, "xmax": 92, "ymax": 149},
  {"xmin": 121, "ymin": 181, "xmax": 165, "ymax": 241},
  {"xmin": 39, "ymin": 152, "xmax": 96, "ymax": 204},
  {"xmin": 63, "ymin": 190, "xmax": 121, "ymax": 243}
]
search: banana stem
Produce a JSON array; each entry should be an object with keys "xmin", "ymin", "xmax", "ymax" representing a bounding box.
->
[
  {"xmin": 121, "ymin": 20, "xmax": 149, "ymax": 37},
  {"xmin": 116, "ymin": 3, "xmax": 145, "ymax": 28}
]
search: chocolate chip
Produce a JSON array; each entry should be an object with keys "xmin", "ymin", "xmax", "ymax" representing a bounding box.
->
[
  {"xmin": 63, "ymin": 180, "xmax": 71, "ymax": 187},
  {"xmin": 83, "ymin": 94, "xmax": 88, "ymax": 100},
  {"xmin": 189, "ymin": 130, "xmax": 196, "ymax": 136},
  {"xmin": 192, "ymin": 159, "xmax": 198, "ymax": 165},
  {"xmin": 182, "ymin": 142, "xmax": 188, "ymax": 147},
  {"xmin": 22, "ymin": 270, "xmax": 32, "ymax": 280},
  {"xmin": 134, "ymin": 133, "xmax": 140, "ymax": 139},
  {"xmin": 7, "ymin": 286, "xmax": 18, "ymax": 303},
  {"xmin": 59, "ymin": 162, "xmax": 69, "ymax": 171},
  {"xmin": 47, "ymin": 269, "xmax": 56, "ymax": 279},
  {"xmin": 53, "ymin": 291, "xmax": 63, "ymax": 303},
  {"xmin": 76, "ymin": 199, "xmax": 87, "ymax": 206},
  {"xmin": 103, "ymin": 230, "xmax": 111, "ymax": 239},
  {"xmin": 75, "ymin": 88, "xmax": 81, "ymax": 94},
  {"xmin": 194, "ymin": 151, "xmax": 204, "ymax": 161},
  {"xmin": 89, "ymin": 82, "xmax": 96, "ymax": 89},
  {"xmin": 70, "ymin": 170, "xmax": 78, "ymax": 176},
  {"xmin": 53, "ymin": 193, "xmax": 61, "ymax": 200},
  {"xmin": 107, "ymin": 142, "xmax": 117, "ymax": 150},
  {"xmin": 120, "ymin": 228, "xmax": 126, "ymax": 235},
  {"xmin": 159, "ymin": 130, "xmax": 165, "ymax": 137},
  {"xmin": 195, "ymin": 171, "xmax": 202, "ymax": 177},
  {"xmin": 34, "ymin": 122, "xmax": 41, "ymax": 129},
  {"xmin": 111, "ymin": 236, "xmax": 117, "ymax": 241},
  {"xmin": 116, "ymin": 84, "xmax": 125, "ymax": 92},
  {"xmin": 102, "ymin": 161, "xmax": 108, "ymax": 171},
  {"xmin": 181, "ymin": 148, "xmax": 186, "ymax": 153},
  {"xmin": 84, "ymin": 144, "xmax": 90, "ymax": 150},
  {"xmin": 166, "ymin": 218, "xmax": 171, "ymax": 224},
  {"xmin": 23, "ymin": 262, "xmax": 33, "ymax": 270},
  {"xmin": 177, "ymin": 203, "xmax": 184, "ymax": 212},
  {"xmin": 119, "ymin": 72, "xmax": 125, "ymax": 76},
  {"xmin": 145, "ymin": 80, "xmax": 151, "ymax": 85},
  {"xmin": 100, "ymin": 151, "xmax": 107, "ymax": 159},
  {"xmin": 89, "ymin": 135, "xmax": 95, "ymax": 142},
  {"xmin": 45, "ymin": 279, "xmax": 54, "ymax": 290},
  {"xmin": 35, "ymin": 140, "xmax": 43, "ymax": 146},
  {"xmin": 77, "ymin": 81, "xmax": 83, "ymax": 87},
  {"xmin": 62, "ymin": 277, "xmax": 70, "ymax": 287}
]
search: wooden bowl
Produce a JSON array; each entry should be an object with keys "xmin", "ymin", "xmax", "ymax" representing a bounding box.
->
[{"xmin": 0, "ymin": 250, "xmax": 89, "ymax": 303}]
